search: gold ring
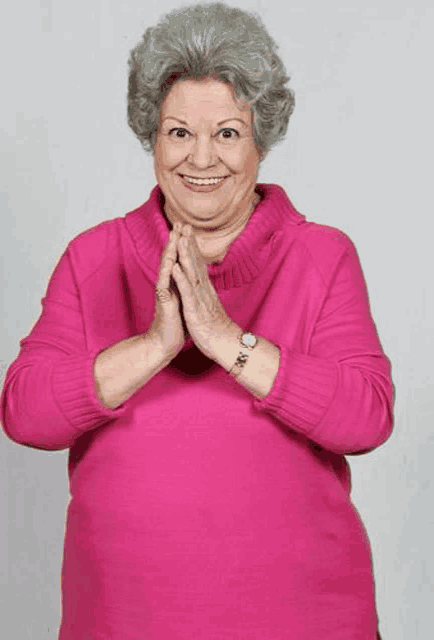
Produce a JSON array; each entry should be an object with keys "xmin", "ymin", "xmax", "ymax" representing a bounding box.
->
[{"xmin": 155, "ymin": 288, "xmax": 172, "ymax": 302}]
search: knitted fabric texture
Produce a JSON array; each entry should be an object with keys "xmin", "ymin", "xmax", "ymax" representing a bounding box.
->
[{"xmin": 1, "ymin": 184, "xmax": 394, "ymax": 639}]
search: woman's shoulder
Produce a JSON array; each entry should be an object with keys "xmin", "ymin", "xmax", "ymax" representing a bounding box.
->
[
  {"xmin": 65, "ymin": 216, "xmax": 124, "ymax": 282},
  {"xmin": 296, "ymin": 219, "xmax": 355, "ymax": 251},
  {"xmin": 260, "ymin": 184, "xmax": 360, "ymax": 278},
  {"xmin": 269, "ymin": 185, "xmax": 356, "ymax": 253},
  {"xmin": 277, "ymin": 201, "xmax": 359, "ymax": 283},
  {"xmin": 292, "ymin": 219, "xmax": 360, "ymax": 282}
]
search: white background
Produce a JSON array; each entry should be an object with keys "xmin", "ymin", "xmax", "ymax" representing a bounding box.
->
[{"xmin": 1, "ymin": 1, "xmax": 433, "ymax": 638}]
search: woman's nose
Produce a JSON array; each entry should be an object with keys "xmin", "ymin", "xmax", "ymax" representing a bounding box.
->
[{"xmin": 187, "ymin": 136, "xmax": 218, "ymax": 169}]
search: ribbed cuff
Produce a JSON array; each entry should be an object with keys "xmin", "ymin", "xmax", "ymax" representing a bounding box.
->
[
  {"xmin": 253, "ymin": 344, "xmax": 338, "ymax": 436},
  {"xmin": 52, "ymin": 347, "xmax": 128, "ymax": 433}
]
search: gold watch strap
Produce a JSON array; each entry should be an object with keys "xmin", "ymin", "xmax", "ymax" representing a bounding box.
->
[{"xmin": 228, "ymin": 333, "xmax": 257, "ymax": 377}]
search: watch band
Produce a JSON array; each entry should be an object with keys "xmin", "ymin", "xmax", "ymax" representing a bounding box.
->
[{"xmin": 228, "ymin": 332, "xmax": 258, "ymax": 378}]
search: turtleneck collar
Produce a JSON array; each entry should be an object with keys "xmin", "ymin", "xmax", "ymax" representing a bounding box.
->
[{"xmin": 124, "ymin": 183, "xmax": 306, "ymax": 290}]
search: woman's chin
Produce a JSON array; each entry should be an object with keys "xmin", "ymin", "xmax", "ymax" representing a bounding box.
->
[
  {"xmin": 181, "ymin": 208, "xmax": 227, "ymax": 228},
  {"xmin": 174, "ymin": 196, "xmax": 231, "ymax": 226}
]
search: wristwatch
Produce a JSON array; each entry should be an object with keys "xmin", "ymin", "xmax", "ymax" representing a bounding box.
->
[{"xmin": 228, "ymin": 332, "xmax": 258, "ymax": 378}]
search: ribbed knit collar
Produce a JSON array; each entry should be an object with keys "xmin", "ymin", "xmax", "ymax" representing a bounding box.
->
[{"xmin": 124, "ymin": 183, "xmax": 305, "ymax": 290}]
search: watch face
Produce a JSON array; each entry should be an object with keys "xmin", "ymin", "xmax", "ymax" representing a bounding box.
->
[{"xmin": 242, "ymin": 333, "xmax": 257, "ymax": 348}]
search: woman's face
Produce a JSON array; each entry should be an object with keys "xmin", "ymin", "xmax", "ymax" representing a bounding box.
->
[{"xmin": 153, "ymin": 78, "xmax": 262, "ymax": 231}]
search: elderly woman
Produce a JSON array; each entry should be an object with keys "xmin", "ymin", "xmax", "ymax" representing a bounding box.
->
[{"xmin": 1, "ymin": 2, "xmax": 392, "ymax": 639}]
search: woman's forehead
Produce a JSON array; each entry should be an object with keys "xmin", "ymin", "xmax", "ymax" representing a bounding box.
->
[{"xmin": 160, "ymin": 78, "xmax": 252, "ymax": 122}]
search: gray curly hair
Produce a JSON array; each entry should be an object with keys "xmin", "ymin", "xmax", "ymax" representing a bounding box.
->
[{"xmin": 127, "ymin": 1, "xmax": 294, "ymax": 162}]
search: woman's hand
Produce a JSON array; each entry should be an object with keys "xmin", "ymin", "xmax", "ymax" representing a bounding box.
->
[
  {"xmin": 147, "ymin": 222, "xmax": 186, "ymax": 360},
  {"xmin": 171, "ymin": 224, "xmax": 237, "ymax": 360}
]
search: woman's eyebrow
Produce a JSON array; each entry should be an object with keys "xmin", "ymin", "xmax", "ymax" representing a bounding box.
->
[{"xmin": 162, "ymin": 116, "xmax": 248, "ymax": 127}]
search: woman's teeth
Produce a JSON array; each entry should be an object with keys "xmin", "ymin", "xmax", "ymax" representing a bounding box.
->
[{"xmin": 182, "ymin": 175, "xmax": 227, "ymax": 185}]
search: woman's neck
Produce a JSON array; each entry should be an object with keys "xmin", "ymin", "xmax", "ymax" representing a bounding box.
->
[{"xmin": 166, "ymin": 192, "xmax": 261, "ymax": 264}]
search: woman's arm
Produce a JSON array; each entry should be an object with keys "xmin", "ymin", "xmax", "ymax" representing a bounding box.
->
[
  {"xmin": 93, "ymin": 333, "xmax": 171, "ymax": 410},
  {"xmin": 0, "ymin": 247, "xmax": 169, "ymax": 450},
  {"xmin": 208, "ymin": 242, "xmax": 395, "ymax": 456}
]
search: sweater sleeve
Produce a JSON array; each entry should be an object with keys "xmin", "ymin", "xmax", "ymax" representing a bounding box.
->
[
  {"xmin": 253, "ymin": 237, "xmax": 395, "ymax": 455},
  {"xmin": 0, "ymin": 246, "xmax": 129, "ymax": 451}
]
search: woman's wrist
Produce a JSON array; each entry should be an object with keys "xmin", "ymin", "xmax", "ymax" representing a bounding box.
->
[
  {"xmin": 208, "ymin": 325, "xmax": 281, "ymax": 400},
  {"xmin": 207, "ymin": 322, "xmax": 241, "ymax": 372}
]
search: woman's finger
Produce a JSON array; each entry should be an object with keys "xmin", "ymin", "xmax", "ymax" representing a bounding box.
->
[
  {"xmin": 157, "ymin": 237, "xmax": 175, "ymax": 290},
  {"xmin": 187, "ymin": 228, "xmax": 208, "ymax": 283},
  {"xmin": 178, "ymin": 228, "xmax": 205, "ymax": 287},
  {"xmin": 157, "ymin": 229, "xmax": 179, "ymax": 291},
  {"xmin": 171, "ymin": 261, "xmax": 192, "ymax": 299},
  {"xmin": 177, "ymin": 236, "xmax": 197, "ymax": 286}
]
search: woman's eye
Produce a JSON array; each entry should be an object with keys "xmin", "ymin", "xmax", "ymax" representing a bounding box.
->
[
  {"xmin": 167, "ymin": 127, "xmax": 239, "ymax": 140},
  {"xmin": 219, "ymin": 128, "xmax": 239, "ymax": 140},
  {"xmin": 168, "ymin": 128, "xmax": 189, "ymax": 138}
]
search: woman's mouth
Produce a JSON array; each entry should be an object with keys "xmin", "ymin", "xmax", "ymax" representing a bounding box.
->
[{"xmin": 178, "ymin": 174, "xmax": 229, "ymax": 192}]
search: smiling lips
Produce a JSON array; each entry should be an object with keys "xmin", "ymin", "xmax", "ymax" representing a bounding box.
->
[
  {"xmin": 180, "ymin": 174, "xmax": 228, "ymax": 183},
  {"xmin": 179, "ymin": 173, "xmax": 229, "ymax": 191}
]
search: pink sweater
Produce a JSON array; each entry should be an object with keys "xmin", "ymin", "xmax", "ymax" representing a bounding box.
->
[{"xmin": 1, "ymin": 184, "xmax": 393, "ymax": 639}]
